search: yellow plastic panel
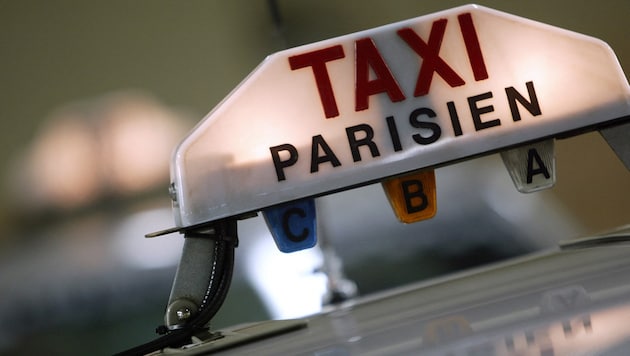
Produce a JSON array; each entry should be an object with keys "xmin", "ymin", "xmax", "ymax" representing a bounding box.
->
[{"xmin": 382, "ymin": 170, "xmax": 437, "ymax": 223}]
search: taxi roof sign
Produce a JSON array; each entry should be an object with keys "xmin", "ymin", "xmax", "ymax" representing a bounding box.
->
[{"xmin": 169, "ymin": 4, "xmax": 630, "ymax": 228}]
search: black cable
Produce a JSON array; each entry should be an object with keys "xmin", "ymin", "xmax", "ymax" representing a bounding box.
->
[
  {"xmin": 191, "ymin": 240, "xmax": 235, "ymax": 330},
  {"xmin": 267, "ymin": 0, "xmax": 283, "ymax": 29}
]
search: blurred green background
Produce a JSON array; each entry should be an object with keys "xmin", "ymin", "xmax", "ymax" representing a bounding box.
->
[{"xmin": 1, "ymin": 1, "xmax": 629, "ymax": 355}]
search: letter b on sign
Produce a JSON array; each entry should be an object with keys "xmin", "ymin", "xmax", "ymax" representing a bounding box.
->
[
  {"xmin": 382, "ymin": 170, "xmax": 437, "ymax": 223},
  {"xmin": 263, "ymin": 198, "xmax": 317, "ymax": 253}
]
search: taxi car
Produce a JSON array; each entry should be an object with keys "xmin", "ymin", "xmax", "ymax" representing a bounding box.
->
[{"xmin": 117, "ymin": 4, "xmax": 630, "ymax": 355}]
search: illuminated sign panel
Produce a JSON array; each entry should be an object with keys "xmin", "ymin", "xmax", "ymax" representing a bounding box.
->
[{"xmin": 170, "ymin": 4, "xmax": 630, "ymax": 228}]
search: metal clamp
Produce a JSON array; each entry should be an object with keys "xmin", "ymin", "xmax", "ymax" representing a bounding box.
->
[{"xmin": 116, "ymin": 219, "xmax": 238, "ymax": 356}]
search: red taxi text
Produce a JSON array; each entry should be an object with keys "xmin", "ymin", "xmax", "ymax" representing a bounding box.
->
[
  {"xmin": 288, "ymin": 13, "xmax": 488, "ymax": 119},
  {"xmin": 271, "ymin": 12, "xmax": 542, "ymax": 182}
]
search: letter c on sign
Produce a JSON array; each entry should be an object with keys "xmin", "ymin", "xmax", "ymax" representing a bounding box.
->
[
  {"xmin": 282, "ymin": 207, "xmax": 309, "ymax": 242},
  {"xmin": 262, "ymin": 198, "xmax": 317, "ymax": 253}
]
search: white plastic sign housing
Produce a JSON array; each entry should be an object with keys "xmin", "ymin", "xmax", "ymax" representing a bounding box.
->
[{"xmin": 170, "ymin": 4, "xmax": 630, "ymax": 228}]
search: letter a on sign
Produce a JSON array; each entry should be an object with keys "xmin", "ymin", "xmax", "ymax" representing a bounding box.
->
[
  {"xmin": 500, "ymin": 139, "xmax": 556, "ymax": 193},
  {"xmin": 262, "ymin": 198, "xmax": 317, "ymax": 253},
  {"xmin": 382, "ymin": 170, "xmax": 437, "ymax": 223}
]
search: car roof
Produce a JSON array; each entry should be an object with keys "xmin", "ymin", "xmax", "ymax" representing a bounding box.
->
[{"xmin": 157, "ymin": 230, "xmax": 630, "ymax": 355}]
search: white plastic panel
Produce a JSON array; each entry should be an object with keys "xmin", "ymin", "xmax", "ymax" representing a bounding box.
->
[
  {"xmin": 501, "ymin": 139, "xmax": 556, "ymax": 193},
  {"xmin": 170, "ymin": 4, "xmax": 630, "ymax": 227}
]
